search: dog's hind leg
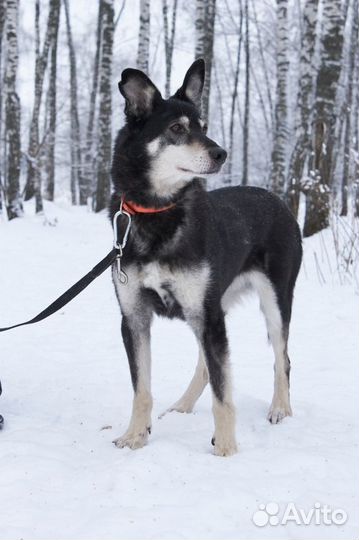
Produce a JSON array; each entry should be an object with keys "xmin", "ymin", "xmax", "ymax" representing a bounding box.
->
[
  {"xmin": 159, "ymin": 347, "xmax": 208, "ymax": 417},
  {"xmin": 113, "ymin": 314, "xmax": 153, "ymax": 450},
  {"xmin": 251, "ymin": 271, "xmax": 292, "ymax": 424}
]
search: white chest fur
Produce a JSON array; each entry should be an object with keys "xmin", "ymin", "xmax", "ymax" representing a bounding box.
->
[{"xmin": 114, "ymin": 261, "xmax": 211, "ymax": 318}]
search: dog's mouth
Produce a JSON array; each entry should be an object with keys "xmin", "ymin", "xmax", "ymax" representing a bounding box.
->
[{"xmin": 177, "ymin": 164, "xmax": 222, "ymax": 175}]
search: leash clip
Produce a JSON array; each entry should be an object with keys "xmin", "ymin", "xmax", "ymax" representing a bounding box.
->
[{"xmin": 113, "ymin": 206, "xmax": 132, "ymax": 285}]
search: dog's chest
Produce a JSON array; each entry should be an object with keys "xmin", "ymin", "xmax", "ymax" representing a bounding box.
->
[
  {"xmin": 119, "ymin": 261, "xmax": 211, "ymax": 317},
  {"xmin": 141, "ymin": 262, "xmax": 207, "ymax": 310}
]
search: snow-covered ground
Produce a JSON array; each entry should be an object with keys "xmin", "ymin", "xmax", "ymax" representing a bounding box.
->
[{"xmin": 0, "ymin": 202, "xmax": 358, "ymax": 540}]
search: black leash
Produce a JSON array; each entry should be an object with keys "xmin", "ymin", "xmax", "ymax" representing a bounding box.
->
[
  {"xmin": 0, "ymin": 248, "xmax": 120, "ymax": 333},
  {"xmin": 0, "ymin": 247, "xmax": 120, "ymax": 429},
  {"xmin": 0, "ymin": 206, "xmax": 132, "ymax": 427},
  {"xmin": 0, "ymin": 206, "xmax": 132, "ymax": 334}
]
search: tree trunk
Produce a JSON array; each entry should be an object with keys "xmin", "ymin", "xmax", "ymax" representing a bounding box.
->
[
  {"xmin": 341, "ymin": 0, "xmax": 358, "ymax": 216},
  {"xmin": 162, "ymin": 0, "xmax": 178, "ymax": 98},
  {"xmin": 303, "ymin": 0, "xmax": 344, "ymax": 237},
  {"xmin": 251, "ymin": 0, "xmax": 273, "ymax": 123},
  {"xmin": 64, "ymin": 0, "xmax": 86, "ymax": 205},
  {"xmin": 195, "ymin": 0, "xmax": 216, "ymax": 122},
  {"xmin": 43, "ymin": 0, "xmax": 61, "ymax": 202},
  {"xmin": 242, "ymin": 0, "xmax": 249, "ymax": 186},
  {"xmin": 4, "ymin": 0, "xmax": 22, "ymax": 220},
  {"xmin": 269, "ymin": 0, "xmax": 289, "ymax": 197},
  {"xmin": 286, "ymin": 0, "xmax": 319, "ymax": 217},
  {"xmin": 84, "ymin": 1, "xmax": 103, "ymax": 206},
  {"xmin": 24, "ymin": 0, "xmax": 60, "ymax": 213},
  {"xmin": 354, "ymin": 14, "xmax": 359, "ymax": 217},
  {"xmin": 0, "ymin": 0, "xmax": 6, "ymax": 215},
  {"xmin": 95, "ymin": 0, "xmax": 114, "ymax": 213},
  {"xmin": 137, "ymin": 0, "xmax": 150, "ymax": 73},
  {"xmin": 213, "ymin": 60, "xmax": 227, "ymax": 147},
  {"xmin": 226, "ymin": 0, "xmax": 243, "ymax": 181}
]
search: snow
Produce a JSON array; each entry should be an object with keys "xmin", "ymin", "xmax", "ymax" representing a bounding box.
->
[{"xmin": 0, "ymin": 202, "xmax": 358, "ymax": 540}]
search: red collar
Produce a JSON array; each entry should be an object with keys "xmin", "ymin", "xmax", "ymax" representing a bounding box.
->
[{"xmin": 121, "ymin": 196, "xmax": 175, "ymax": 215}]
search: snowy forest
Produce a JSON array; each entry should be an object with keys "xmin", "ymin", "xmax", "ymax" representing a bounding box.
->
[
  {"xmin": 0, "ymin": 0, "xmax": 358, "ymax": 238},
  {"xmin": 0, "ymin": 2, "xmax": 358, "ymax": 538}
]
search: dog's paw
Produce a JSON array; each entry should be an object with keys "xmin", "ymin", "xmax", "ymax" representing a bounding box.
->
[
  {"xmin": 158, "ymin": 400, "xmax": 194, "ymax": 419},
  {"xmin": 212, "ymin": 435, "xmax": 238, "ymax": 457},
  {"xmin": 267, "ymin": 404, "xmax": 292, "ymax": 424},
  {"xmin": 112, "ymin": 427, "xmax": 150, "ymax": 450}
]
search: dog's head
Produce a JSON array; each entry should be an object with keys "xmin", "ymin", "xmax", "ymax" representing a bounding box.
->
[{"xmin": 118, "ymin": 60, "xmax": 227, "ymax": 198}]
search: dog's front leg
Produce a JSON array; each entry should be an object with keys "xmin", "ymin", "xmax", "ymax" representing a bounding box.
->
[
  {"xmin": 200, "ymin": 310, "xmax": 238, "ymax": 457},
  {"xmin": 113, "ymin": 315, "xmax": 152, "ymax": 450}
]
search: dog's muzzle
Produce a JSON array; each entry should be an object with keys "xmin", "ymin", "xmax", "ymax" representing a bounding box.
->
[{"xmin": 208, "ymin": 146, "xmax": 227, "ymax": 165}]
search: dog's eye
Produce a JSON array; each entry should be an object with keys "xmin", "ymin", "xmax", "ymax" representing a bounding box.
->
[
  {"xmin": 202, "ymin": 123, "xmax": 208, "ymax": 134},
  {"xmin": 170, "ymin": 123, "xmax": 185, "ymax": 134}
]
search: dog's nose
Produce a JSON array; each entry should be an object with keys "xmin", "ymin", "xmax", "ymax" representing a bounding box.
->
[{"xmin": 209, "ymin": 147, "xmax": 227, "ymax": 164}]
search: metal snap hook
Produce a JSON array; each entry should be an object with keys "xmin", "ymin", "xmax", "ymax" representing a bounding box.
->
[{"xmin": 113, "ymin": 208, "xmax": 132, "ymax": 285}]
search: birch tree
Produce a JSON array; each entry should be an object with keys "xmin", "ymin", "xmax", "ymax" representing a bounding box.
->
[
  {"xmin": 83, "ymin": 1, "xmax": 103, "ymax": 204},
  {"xmin": 354, "ymin": 27, "xmax": 359, "ymax": 217},
  {"xmin": 24, "ymin": 0, "xmax": 61, "ymax": 213},
  {"xmin": 64, "ymin": 0, "xmax": 86, "ymax": 205},
  {"xmin": 162, "ymin": 0, "xmax": 178, "ymax": 98},
  {"xmin": 286, "ymin": 0, "xmax": 319, "ymax": 217},
  {"xmin": 341, "ymin": 0, "xmax": 358, "ymax": 216},
  {"xmin": 303, "ymin": 0, "xmax": 344, "ymax": 237},
  {"xmin": 137, "ymin": 0, "xmax": 150, "ymax": 73},
  {"xmin": 227, "ymin": 0, "xmax": 243, "ymax": 179},
  {"xmin": 95, "ymin": 0, "xmax": 114, "ymax": 213},
  {"xmin": 195, "ymin": 0, "xmax": 216, "ymax": 121},
  {"xmin": 242, "ymin": 0, "xmax": 249, "ymax": 185},
  {"xmin": 43, "ymin": 0, "xmax": 61, "ymax": 201},
  {"xmin": 0, "ymin": 0, "xmax": 6, "ymax": 214},
  {"xmin": 251, "ymin": 0, "xmax": 274, "ymax": 123},
  {"xmin": 4, "ymin": 0, "xmax": 22, "ymax": 219},
  {"xmin": 269, "ymin": 0, "xmax": 289, "ymax": 197}
]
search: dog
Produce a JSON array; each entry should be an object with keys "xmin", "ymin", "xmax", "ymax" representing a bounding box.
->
[{"xmin": 109, "ymin": 59, "xmax": 302, "ymax": 457}]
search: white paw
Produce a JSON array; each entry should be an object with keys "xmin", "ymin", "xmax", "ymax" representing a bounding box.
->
[
  {"xmin": 112, "ymin": 428, "xmax": 150, "ymax": 450},
  {"xmin": 267, "ymin": 403, "xmax": 292, "ymax": 424},
  {"xmin": 158, "ymin": 401, "xmax": 194, "ymax": 419},
  {"xmin": 212, "ymin": 435, "xmax": 238, "ymax": 457}
]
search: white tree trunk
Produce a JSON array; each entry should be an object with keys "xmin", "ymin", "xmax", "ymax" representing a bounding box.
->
[
  {"xmin": 269, "ymin": 0, "xmax": 289, "ymax": 197},
  {"xmin": 303, "ymin": 0, "xmax": 344, "ymax": 237},
  {"xmin": 64, "ymin": 0, "xmax": 85, "ymax": 205},
  {"xmin": 242, "ymin": 0, "xmax": 250, "ymax": 186},
  {"xmin": 286, "ymin": 0, "xmax": 319, "ymax": 216},
  {"xmin": 43, "ymin": 0, "xmax": 61, "ymax": 202},
  {"xmin": 341, "ymin": 0, "xmax": 358, "ymax": 216},
  {"xmin": 95, "ymin": 0, "xmax": 114, "ymax": 213},
  {"xmin": 162, "ymin": 0, "xmax": 178, "ymax": 98},
  {"xmin": 4, "ymin": 0, "xmax": 22, "ymax": 220},
  {"xmin": 0, "ymin": 0, "xmax": 6, "ymax": 214},
  {"xmin": 354, "ymin": 8, "xmax": 359, "ymax": 217},
  {"xmin": 195, "ymin": 0, "xmax": 216, "ymax": 121},
  {"xmin": 137, "ymin": 0, "xmax": 150, "ymax": 73},
  {"xmin": 84, "ymin": 1, "xmax": 103, "ymax": 205},
  {"xmin": 25, "ymin": 0, "xmax": 61, "ymax": 213},
  {"xmin": 226, "ymin": 2, "xmax": 243, "ymax": 181}
]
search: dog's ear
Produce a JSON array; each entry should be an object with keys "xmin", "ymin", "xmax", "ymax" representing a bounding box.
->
[
  {"xmin": 118, "ymin": 69, "xmax": 162, "ymax": 120},
  {"xmin": 172, "ymin": 59, "xmax": 205, "ymax": 110}
]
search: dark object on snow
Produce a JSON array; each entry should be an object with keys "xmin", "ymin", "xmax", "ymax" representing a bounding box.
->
[{"xmin": 109, "ymin": 59, "xmax": 303, "ymax": 456}]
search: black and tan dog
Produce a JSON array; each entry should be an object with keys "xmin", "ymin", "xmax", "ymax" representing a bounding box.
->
[{"xmin": 109, "ymin": 60, "xmax": 302, "ymax": 456}]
